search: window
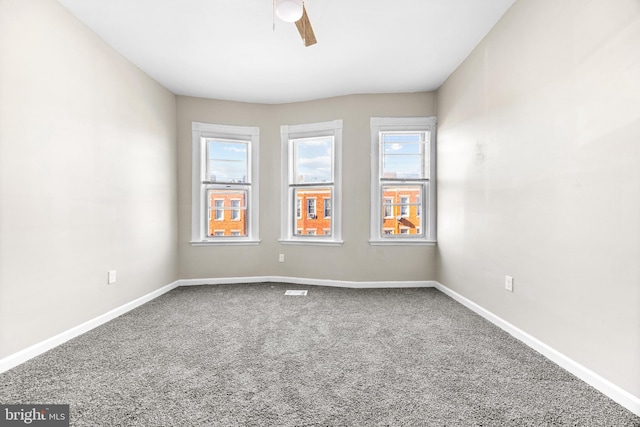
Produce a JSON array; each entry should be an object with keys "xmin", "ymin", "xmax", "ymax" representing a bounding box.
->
[
  {"xmin": 214, "ymin": 199, "xmax": 224, "ymax": 221},
  {"xmin": 231, "ymin": 199, "xmax": 241, "ymax": 221},
  {"xmin": 370, "ymin": 117, "xmax": 436, "ymax": 244},
  {"xmin": 383, "ymin": 197, "xmax": 394, "ymax": 218},
  {"xmin": 191, "ymin": 122, "xmax": 259, "ymax": 245},
  {"xmin": 400, "ymin": 196, "xmax": 410, "ymax": 217},
  {"xmin": 323, "ymin": 198, "xmax": 331, "ymax": 218},
  {"xmin": 280, "ymin": 120, "xmax": 343, "ymax": 245},
  {"xmin": 307, "ymin": 198, "xmax": 316, "ymax": 218}
]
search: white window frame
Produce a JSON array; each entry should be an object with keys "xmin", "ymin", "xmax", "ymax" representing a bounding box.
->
[
  {"xmin": 370, "ymin": 117, "xmax": 436, "ymax": 245},
  {"xmin": 280, "ymin": 120, "xmax": 343, "ymax": 245},
  {"xmin": 191, "ymin": 122, "xmax": 260, "ymax": 245}
]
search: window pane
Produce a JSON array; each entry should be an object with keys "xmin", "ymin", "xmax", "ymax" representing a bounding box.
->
[
  {"xmin": 382, "ymin": 154, "xmax": 423, "ymax": 179},
  {"xmin": 293, "ymin": 187, "xmax": 332, "ymax": 236},
  {"xmin": 383, "ymin": 197, "xmax": 394, "ymax": 218},
  {"xmin": 381, "ymin": 132, "xmax": 429, "ymax": 179},
  {"xmin": 207, "ymin": 189, "xmax": 247, "ymax": 237},
  {"xmin": 380, "ymin": 185, "xmax": 422, "ymax": 237},
  {"xmin": 214, "ymin": 199, "xmax": 224, "ymax": 220},
  {"xmin": 207, "ymin": 140, "xmax": 248, "ymax": 183},
  {"xmin": 400, "ymin": 196, "xmax": 410, "ymax": 217},
  {"xmin": 307, "ymin": 199, "xmax": 316, "ymax": 216},
  {"xmin": 293, "ymin": 137, "xmax": 333, "ymax": 184}
]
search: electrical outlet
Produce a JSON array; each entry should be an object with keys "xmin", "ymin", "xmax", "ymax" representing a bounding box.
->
[
  {"xmin": 505, "ymin": 275, "xmax": 513, "ymax": 292},
  {"xmin": 279, "ymin": 254, "xmax": 285, "ymax": 263},
  {"xmin": 108, "ymin": 270, "xmax": 117, "ymax": 284}
]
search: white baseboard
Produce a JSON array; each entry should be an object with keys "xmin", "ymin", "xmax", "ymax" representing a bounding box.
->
[
  {"xmin": 179, "ymin": 276, "xmax": 437, "ymax": 289},
  {"xmin": 0, "ymin": 280, "xmax": 180, "ymax": 374},
  {"xmin": 433, "ymin": 281, "xmax": 640, "ymax": 417}
]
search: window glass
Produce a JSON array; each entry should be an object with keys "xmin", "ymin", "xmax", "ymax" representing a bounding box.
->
[
  {"xmin": 206, "ymin": 140, "xmax": 248, "ymax": 183},
  {"xmin": 381, "ymin": 132, "xmax": 429, "ymax": 180},
  {"xmin": 380, "ymin": 185, "xmax": 423, "ymax": 237},
  {"xmin": 293, "ymin": 138, "xmax": 333, "ymax": 184},
  {"xmin": 206, "ymin": 188, "xmax": 247, "ymax": 237},
  {"xmin": 293, "ymin": 187, "xmax": 332, "ymax": 237}
]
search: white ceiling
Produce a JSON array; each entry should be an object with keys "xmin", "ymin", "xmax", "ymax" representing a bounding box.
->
[{"xmin": 57, "ymin": 0, "xmax": 515, "ymax": 104}]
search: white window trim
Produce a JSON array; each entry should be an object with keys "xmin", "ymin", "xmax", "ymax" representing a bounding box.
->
[
  {"xmin": 280, "ymin": 119, "xmax": 343, "ymax": 246},
  {"xmin": 370, "ymin": 117, "xmax": 437, "ymax": 246},
  {"xmin": 191, "ymin": 122, "xmax": 260, "ymax": 246}
]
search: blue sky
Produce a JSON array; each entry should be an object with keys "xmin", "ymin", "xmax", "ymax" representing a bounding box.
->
[
  {"xmin": 207, "ymin": 140, "xmax": 248, "ymax": 182},
  {"xmin": 382, "ymin": 132, "xmax": 427, "ymax": 179},
  {"xmin": 294, "ymin": 137, "xmax": 333, "ymax": 183}
]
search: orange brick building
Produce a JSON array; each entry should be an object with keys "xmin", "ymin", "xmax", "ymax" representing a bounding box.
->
[
  {"xmin": 295, "ymin": 188, "xmax": 332, "ymax": 235},
  {"xmin": 207, "ymin": 190, "xmax": 247, "ymax": 236},
  {"xmin": 207, "ymin": 186, "xmax": 421, "ymax": 237},
  {"xmin": 381, "ymin": 187, "xmax": 422, "ymax": 235}
]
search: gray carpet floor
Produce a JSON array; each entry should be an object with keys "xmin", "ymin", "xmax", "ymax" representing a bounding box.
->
[{"xmin": 1, "ymin": 284, "xmax": 639, "ymax": 426}]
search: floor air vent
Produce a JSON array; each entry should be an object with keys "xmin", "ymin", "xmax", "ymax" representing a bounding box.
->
[{"xmin": 285, "ymin": 290, "xmax": 308, "ymax": 296}]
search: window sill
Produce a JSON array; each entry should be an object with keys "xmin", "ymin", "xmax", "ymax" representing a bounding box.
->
[
  {"xmin": 190, "ymin": 239, "xmax": 261, "ymax": 246},
  {"xmin": 369, "ymin": 239, "xmax": 436, "ymax": 246},
  {"xmin": 279, "ymin": 239, "xmax": 344, "ymax": 247}
]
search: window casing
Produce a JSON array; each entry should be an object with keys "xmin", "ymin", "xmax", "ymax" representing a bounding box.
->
[
  {"xmin": 191, "ymin": 122, "xmax": 259, "ymax": 245},
  {"xmin": 280, "ymin": 120, "xmax": 343, "ymax": 245},
  {"xmin": 370, "ymin": 117, "xmax": 436, "ymax": 244}
]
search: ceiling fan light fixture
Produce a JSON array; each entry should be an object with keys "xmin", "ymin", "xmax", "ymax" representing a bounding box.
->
[{"xmin": 276, "ymin": 0, "xmax": 304, "ymax": 23}]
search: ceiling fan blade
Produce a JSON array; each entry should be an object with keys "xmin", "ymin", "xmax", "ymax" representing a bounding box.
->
[{"xmin": 295, "ymin": 5, "xmax": 317, "ymax": 47}]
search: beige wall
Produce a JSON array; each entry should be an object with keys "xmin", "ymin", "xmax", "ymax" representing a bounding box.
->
[
  {"xmin": 177, "ymin": 93, "xmax": 438, "ymax": 281},
  {"xmin": 437, "ymin": 0, "xmax": 640, "ymax": 398},
  {"xmin": 0, "ymin": 0, "xmax": 178, "ymax": 358}
]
